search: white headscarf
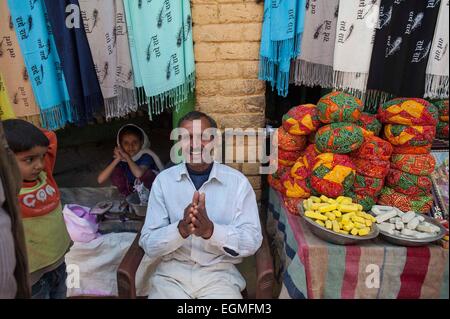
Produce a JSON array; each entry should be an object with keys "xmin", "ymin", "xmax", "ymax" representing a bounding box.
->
[{"xmin": 116, "ymin": 124, "xmax": 164, "ymax": 171}]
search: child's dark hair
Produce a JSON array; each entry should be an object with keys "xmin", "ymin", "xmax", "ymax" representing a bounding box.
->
[
  {"xmin": 119, "ymin": 125, "xmax": 144, "ymax": 144},
  {"xmin": 2, "ymin": 119, "xmax": 50, "ymax": 153}
]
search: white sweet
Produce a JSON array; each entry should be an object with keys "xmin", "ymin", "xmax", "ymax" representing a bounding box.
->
[
  {"xmin": 376, "ymin": 211, "xmax": 398, "ymax": 224},
  {"xmin": 378, "ymin": 222, "xmax": 396, "ymax": 233},
  {"xmin": 395, "ymin": 220, "xmax": 405, "ymax": 230},
  {"xmin": 372, "ymin": 205, "xmax": 395, "ymax": 216},
  {"xmin": 416, "ymin": 223, "xmax": 437, "ymax": 233},
  {"xmin": 406, "ymin": 217, "xmax": 420, "ymax": 230},
  {"xmin": 393, "ymin": 207, "xmax": 405, "ymax": 217},
  {"xmin": 401, "ymin": 211, "xmax": 416, "ymax": 223}
]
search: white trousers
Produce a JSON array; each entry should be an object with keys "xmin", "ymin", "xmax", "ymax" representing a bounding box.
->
[{"xmin": 148, "ymin": 259, "xmax": 246, "ymax": 299}]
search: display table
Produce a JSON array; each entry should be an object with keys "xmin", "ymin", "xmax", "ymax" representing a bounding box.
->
[{"xmin": 267, "ymin": 187, "xmax": 449, "ymax": 299}]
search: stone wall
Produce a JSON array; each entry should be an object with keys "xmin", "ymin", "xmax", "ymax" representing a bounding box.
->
[{"xmin": 192, "ymin": 0, "xmax": 266, "ymax": 200}]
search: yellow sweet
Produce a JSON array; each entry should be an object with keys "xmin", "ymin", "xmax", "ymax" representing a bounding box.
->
[
  {"xmin": 341, "ymin": 198, "xmax": 353, "ymax": 205},
  {"xmin": 332, "ymin": 220, "xmax": 340, "ymax": 232},
  {"xmin": 350, "ymin": 228, "xmax": 359, "ymax": 236},
  {"xmin": 343, "ymin": 223, "xmax": 355, "ymax": 232},
  {"xmin": 305, "ymin": 211, "xmax": 328, "ymax": 221},
  {"xmin": 310, "ymin": 196, "xmax": 321, "ymax": 203},
  {"xmin": 325, "ymin": 220, "xmax": 333, "ymax": 229},
  {"xmin": 333, "ymin": 210, "xmax": 342, "ymax": 217},
  {"xmin": 338, "ymin": 230, "xmax": 349, "ymax": 235},
  {"xmin": 365, "ymin": 220, "xmax": 373, "ymax": 227},
  {"xmin": 319, "ymin": 204, "xmax": 338, "ymax": 213},
  {"xmin": 358, "ymin": 228, "xmax": 370, "ymax": 236},
  {"xmin": 351, "ymin": 216, "xmax": 366, "ymax": 224},
  {"xmin": 353, "ymin": 222, "xmax": 366, "ymax": 229},
  {"xmin": 339, "ymin": 204, "xmax": 358, "ymax": 213},
  {"xmin": 316, "ymin": 220, "xmax": 325, "ymax": 227},
  {"xmin": 324, "ymin": 212, "xmax": 336, "ymax": 221}
]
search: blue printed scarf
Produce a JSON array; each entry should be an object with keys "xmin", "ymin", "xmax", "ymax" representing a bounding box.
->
[
  {"xmin": 8, "ymin": 0, "xmax": 73, "ymax": 130},
  {"xmin": 259, "ymin": 0, "xmax": 306, "ymax": 97}
]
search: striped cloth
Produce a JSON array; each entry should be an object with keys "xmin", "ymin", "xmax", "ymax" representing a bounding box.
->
[{"xmin": 267, "ymin": 187, "xmax": 449, "ymax": 299}]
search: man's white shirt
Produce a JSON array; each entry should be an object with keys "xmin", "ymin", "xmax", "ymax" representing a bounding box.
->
[{"xmin": 139, "ymin": 162, "xmax": 263, "ymax": 265}]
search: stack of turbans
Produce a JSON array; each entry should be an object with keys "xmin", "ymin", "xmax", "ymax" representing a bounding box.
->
[
  {"xmin": 433, "ymin": 100, "xmax": 449, "ymax": 139},
  {"xmin": 349, "ymin": 136, "xmax": 393, "ymax": 210},
  {"xmin": 378, "ymin": 98, "xmax": 437, "ymax": 213},
  {"xmin": 269, "ymin": 104, "xmax": 323, "ymax": 214}
]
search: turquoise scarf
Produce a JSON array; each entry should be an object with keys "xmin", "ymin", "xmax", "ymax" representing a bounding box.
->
[
  {"xmin": 259, "ymin": 0, "xmax": 306, "ymax": 97},
  {"xmin": 7, "ymin": 0, "xmax": 73, "ymax": 130},
  {"xmin": 123, "ymin": 0, "xmax": 195, "ymax": 118}
]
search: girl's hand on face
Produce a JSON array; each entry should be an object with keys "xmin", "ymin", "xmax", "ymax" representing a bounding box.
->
[
  {"xmin": 118, "ymin": 147, "xmax": 132, "ymax": 161},
  {"xmin": 113, "ymin": 147, "xmax": 124, "ymax": 161}
]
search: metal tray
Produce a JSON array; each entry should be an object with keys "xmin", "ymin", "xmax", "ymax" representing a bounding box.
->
[
  {"xmin": 369, "ymin": 211, "xmax": 447, "ymax": 246},
  {"xmin": 298, "ymin": 205, "xmax": 379, "ymax": 245}
]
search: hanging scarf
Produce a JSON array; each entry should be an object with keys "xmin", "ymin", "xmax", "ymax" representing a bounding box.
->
[
  {"xmin": 424, "ymin": 0, "xmax": 449, "ymax": 99},
  {"xmin": 366, "ymin": 0, "xmax": 440, "ymax": 111},
  {"xmin": 259, "ymin": 0, "xmax": 306, "ymax": 97},
  {"xmin": 333, "ymin": 0, "xmax": 380, "ymax": 101},
  {"xmin": 78, "ymin": 0, "xmax": 138, "ymax": 120},
  {"xmin": 43, "ymin": 0, "xmax": 104, "ymax": 125},
  {"xmin": 7, "ymin": 0, "xmax": 73, "ymax": 130},
  {"xmin": 292, "ymin": 0, "xmax": 339, "ymax": 89},
  {"xmin": 123, "ymin": 0, "xmax": 195, "ymax": 118},
  {"xmin": 0, "ymin": 73, "xmax": 15, "ymax": 120},
  {"xmin": 0, "ymin": 0, "xmax": 41, "ymax": 126}
]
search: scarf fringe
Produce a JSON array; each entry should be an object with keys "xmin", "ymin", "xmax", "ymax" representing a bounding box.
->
[
  {"xmin": 104, "ymin": 86, "xmax": 138, "ymax": 120},
  {"xmin": 136, "ymin": 86, "xmax": 147, "ymax": 107},
  {"xmin": 259, "ymin": 33, "xmax": 303, "ymax": 97},
  {"xmin": 84, "ymin": 92, "xmax": 105, "ymax": 120},
  {"xmin": 39, "ymin": 100, "xmax": 71, "ymax": 130},
  {"xmin": 146, "ymin": 72, "xmax": 196, "ymax": 120},
  {"xmin": 333, "ymin": 70, "xmax": 370, "ymax": 100},
  {"xmin": 291, "ymin": 59, "xmax": 334, "ymax": 88},
  {"xmin": 424, "ymin": 74, "xmax": 449, "ymax": 99},
  {"xmin": 364, "ymin": 90, "xmax": 396, "ymax": 113}
]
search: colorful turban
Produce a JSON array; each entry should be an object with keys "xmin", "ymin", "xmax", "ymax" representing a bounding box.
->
[
  {"xmin": 355, "ymin": 112, "xmax": 382, "ymax": 136},
  {"xmin": 301, "ymin": 144, "xmax": 320, "ymax": 168},
  {"xmin": 290, "ymin": 156, "xmax": 311, "ymax": 180},
  {"xmin": 278, "ymin": 149, "xmax": 302, "ymax": 167},
  {"xmin": 392, "ymin": 144, "xmax": 432, "ymax": 155},
  {"xmin": 378, "ymin": 187, "xmax": 433, "ymax": 214},
  {"xmin": 282, "ymin": 104, "xmax": 321, "ymax": 135},
  {"xmin": 351, "ymin": 136, "xmax": 393, "ymax": 161},
  {"xmin": 390, "ymin": 154, "xmax": 436, "ymax": 176},
  {"xmin": 433, "ymin": 100, "xmax": 449, "ymax": 122},
  {"xmin": 354, "ymin": 174, "xmax": 384, "ymax": 197},
  {"xmin": 437, "ymin": 121, "xmax": 449, "ymax": 139},
  {"xmin": 378, "ymin": 98, "xmax": 439, "ymax": 126},
  {"xmin": 350, "ymin": 193, "xmax": 376, "ymax": 212},
  {"xmin": 317, "ymin": 91, "xmax": 363, "ymax": 123},
  {"xmin": 383, "ymin": 124, "xmax": 436, "ymax": 147},
  {"xmin": 385, "ymin": 169, "xmax": 433, "ymax": 196},
  {"xmin": 281, "ymin": 171, "xmax": 311, "ymax": 198},
  {"xmin": 277, "ymin": 127, "xmax": 307, "ymax": 151},
  {"xmin": 283, "ymin": 197, "xmax": 301, "ymax": 215},
  {"xmin": 310, "ymin": 153, "xmax": 356, "ymax": 198},
  {"xmin": 353, "ymin": 158, "xmax": 390, "ymax": 179},
  {"xmin": 315, "ymin": 123, "xmax": 364, "ymax": 154},
  {"xmin": 268, "ymin": 166, "xmax": 290, "ymax": 193}
]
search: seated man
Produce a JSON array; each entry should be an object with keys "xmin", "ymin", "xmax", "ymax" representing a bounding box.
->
[{"xmin": 139, "ymin": 111, "xmax": 262, "ymax": 299}]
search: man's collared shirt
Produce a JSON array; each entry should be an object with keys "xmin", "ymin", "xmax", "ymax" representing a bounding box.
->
[{"xmin": 139, "ymin": 162, "xmax": 262, "ymax": 266}]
